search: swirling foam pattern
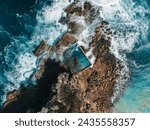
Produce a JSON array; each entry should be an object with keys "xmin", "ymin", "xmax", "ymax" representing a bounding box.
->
[{"xmin": 0, "ymin": 0, "xmax": 149, "ymax": 112}]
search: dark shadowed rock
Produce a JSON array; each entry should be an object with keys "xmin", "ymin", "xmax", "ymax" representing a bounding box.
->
[
  {"xmin": 1, "ymin": 1, "xmax": 122, "ymax": 113},
  {"xmin": 1, "ymin": 60, "xmax": 68, "ymax": 113}
]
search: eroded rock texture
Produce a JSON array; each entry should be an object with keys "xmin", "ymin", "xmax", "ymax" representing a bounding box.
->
[{"xmin": 1, "ymin": 1, "xmax": 121, "ymax": 113}]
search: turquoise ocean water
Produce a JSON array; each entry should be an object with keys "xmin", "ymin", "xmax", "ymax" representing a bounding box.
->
[{"xmin": 0, "ymin": 0, "xmax": 149, "ymax": 112}]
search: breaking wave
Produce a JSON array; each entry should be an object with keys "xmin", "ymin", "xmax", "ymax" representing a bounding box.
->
[
  {"xmin": 90, "ymin": 0, "xmax": 150, "ymax": 106},
  {"xmin": 0, "ymin": 0, "xmax": 74, "ymax": 105},
  {"xmin": 0, "ymin": 0, "xmax": 149, "ymax": 112}
]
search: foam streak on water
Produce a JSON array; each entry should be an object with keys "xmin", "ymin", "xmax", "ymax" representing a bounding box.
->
[
  {"xmin": 89, "ymin": 0, "xmax": 150, "ymax": 112},
  {"xmin": 0, "ymin": 0, "xmax": 149, "ymax": 112},
  {"xmin": 0, "ymin": 0, "xmax": 74, "ymax": 105},
  {"xmin": 73, "ymin": 0, "xmax": 149, "ymax": 106},
  {"xmin": 35, "ymin": 0, "xmax": 74, "ymax": 45}
]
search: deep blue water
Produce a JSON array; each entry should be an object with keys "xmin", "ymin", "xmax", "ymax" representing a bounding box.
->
[
  {"xmin": 0, "ymin": 0, "xmax": 34, "ymax": 106},
  {"xmin": 0, "ymin": 0, "xmax": 53, "ymax": 106},
  {"xmin": 0, "ymin": 0, "xmax": 149, "ymax": 112}
]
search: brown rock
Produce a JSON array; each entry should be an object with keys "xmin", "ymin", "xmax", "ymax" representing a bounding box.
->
[{"xmin": 2, "ymin": 1, "xmax": 122, "ymax": 113}]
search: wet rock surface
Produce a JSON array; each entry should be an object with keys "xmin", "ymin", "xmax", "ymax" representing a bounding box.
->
[
  {"xmin": 1, "ymin": 1, "xmax": 121, "ymax": 113},
  {"xmin": 1, "ymin": 60, "xmax": 68, "ymax": 113}
]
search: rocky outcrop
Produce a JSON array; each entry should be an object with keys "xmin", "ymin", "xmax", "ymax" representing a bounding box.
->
[
  {"xmin": 39, "ymin": 24, "xmax": 118, "ymax": 113},
  {"xmin": 1, "ymin": 60, "xmax": 68, "ymax": 113},
  {"xmin": 1, "ymin": 1, "xmax": 121, "ymax": 113}
]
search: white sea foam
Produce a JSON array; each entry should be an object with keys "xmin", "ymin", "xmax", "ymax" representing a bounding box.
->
[
  {"xmin": 89, "ymin": 0, "xmax": 149, "ymax": 102},
  {"xmin": 72, "ymin": 17, "xmax": 102, "ymax": 65},
  {"xmin": 18, "ymin": 53, "xmax": 37, "ymax": 81},
  {"xmin": 1, "ymin": 0, "xmax": 149, "ymax": 106},
  {"xmin": 1, "ymin": 0, "xmax": 74, "ymax": 104},
  {"xmin": 35, "ymin": 0, "xmax": 74, "ymax": 45},
  {"xmin": 110, "ymin": 32, "xmax": 139, "ymax": 61},
  {"xmin": 4, "ymin": 53, "xmax": 37, "ymax": 89},
  {"xmin": 77, "ymin": 40, "xmax": 87, "ymax": 48},
  {"xmin": 70, "ymin": 15, "xmax": 86, "ymax": 27},
  {"xmin": 85, "ymin": 47, "xmax": 96, "ymax": 66},
  {"xmin": 90, "ymin": 0, "xmax": 149, "ymax": 55},
  {"xmin": 111, "ymin": 61, "xmax": 130, "ymax": 103}
]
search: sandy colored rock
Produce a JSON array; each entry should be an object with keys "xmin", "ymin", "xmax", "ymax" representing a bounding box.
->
[{"xmin": 1, "ymin": 1, "xmax": 121, "ymax": 113}]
